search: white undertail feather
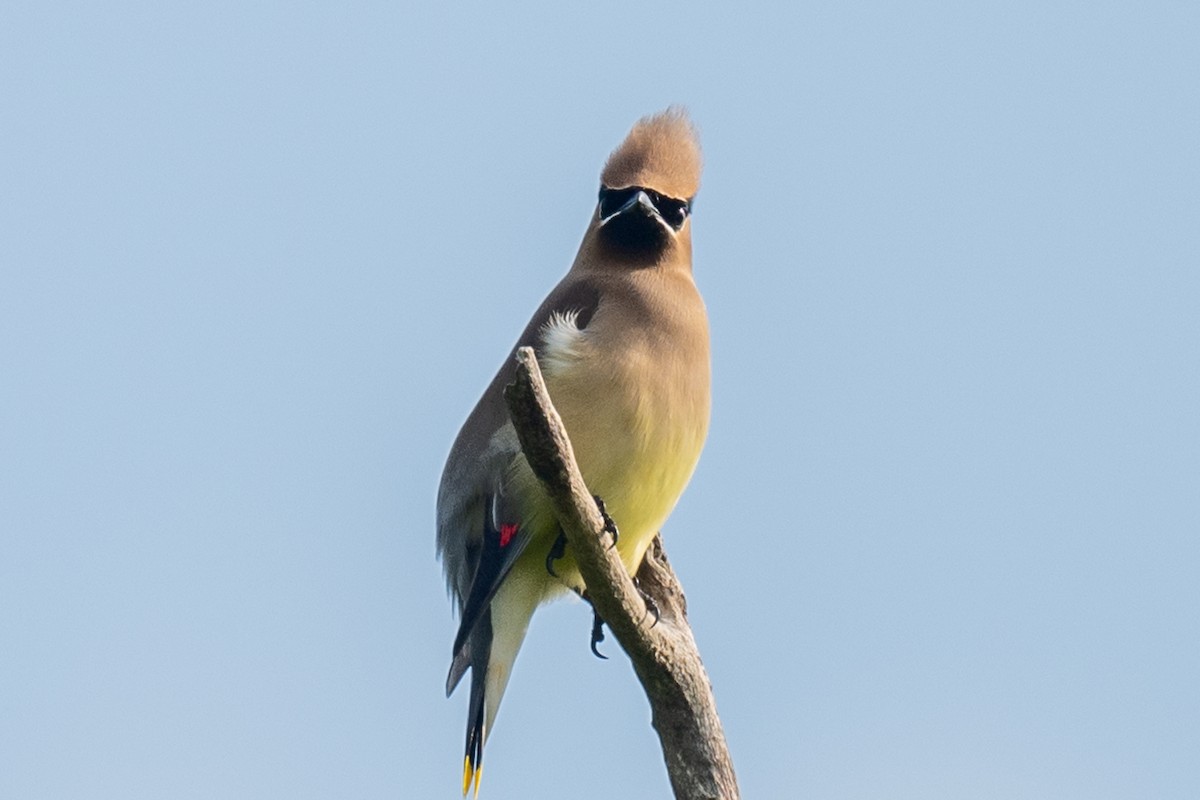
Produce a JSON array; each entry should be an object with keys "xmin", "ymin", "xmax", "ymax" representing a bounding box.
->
[{"xmin": 482, "ymin": 566, "xmax": 544, "ymax": 737}]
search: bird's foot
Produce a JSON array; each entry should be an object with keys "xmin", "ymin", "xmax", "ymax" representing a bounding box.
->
[
  {"xmin": 593, "ymin": 495, "xmax": 619, "ymax": 549},
  {"xmin": 589, "ymin": 606, "xmax": 608, "ymax": 660},
  {"xmin": 544, "ymin": 530, "xmax": 567, "ymax": 578}
]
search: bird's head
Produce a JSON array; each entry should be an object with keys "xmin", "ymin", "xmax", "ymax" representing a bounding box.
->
[{"xmin": 593, "ymin": 108, "xmax": 701, "ymax": 264}]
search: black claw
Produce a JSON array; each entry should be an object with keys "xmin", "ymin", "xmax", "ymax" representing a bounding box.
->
[
  {"xmin": 635, "ymin": 577, "xmax": 661, "ymax": 628},
  {"xmin": 590, "ymin": 608, "xmax": 608, "ymax": 660},
  {"xmin": 593, "ymin": 495, "xmax": 619, "ymax": 549},
  {"xmin": 545, "ymin": 530, "xmax": 567, "ymax": 578}
]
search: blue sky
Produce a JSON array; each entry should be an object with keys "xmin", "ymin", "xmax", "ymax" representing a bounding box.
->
[{"xmin": 2, "ymin": 3, "xmax": 1197, "ymax": 798}]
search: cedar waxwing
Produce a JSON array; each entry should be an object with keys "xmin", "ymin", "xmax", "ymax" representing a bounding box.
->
[{"xmin": 437, "ymin": 108, "xmax": 710, "ymax": 797}]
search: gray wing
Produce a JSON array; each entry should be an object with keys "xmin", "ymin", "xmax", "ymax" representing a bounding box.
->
[{"xmin": 435, "ymin": 275, "xmax": 602, "ymax": 608}]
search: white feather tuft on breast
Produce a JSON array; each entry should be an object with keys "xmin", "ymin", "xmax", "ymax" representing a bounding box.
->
[{"xmin": 539, "ymin": 310, "xmax": 587, "ymax": 376}]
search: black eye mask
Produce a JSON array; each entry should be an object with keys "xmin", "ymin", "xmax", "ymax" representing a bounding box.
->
[{"xmin": 598, "ymin": 186, "xmax": 692, "ymax": 231}]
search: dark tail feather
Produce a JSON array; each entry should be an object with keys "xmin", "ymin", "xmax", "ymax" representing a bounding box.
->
[
  {"xmin": 446, "ymin": 644, "xmax": 471, "ymax": 697},
  {"xmin": 460, "ymin": 610, "xmax": 492, "ymax": 797}
]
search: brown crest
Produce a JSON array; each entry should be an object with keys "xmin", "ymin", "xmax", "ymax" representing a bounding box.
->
[{"xmin": 601, "ymin": 107, "xmax": 702, "ymax": 201}]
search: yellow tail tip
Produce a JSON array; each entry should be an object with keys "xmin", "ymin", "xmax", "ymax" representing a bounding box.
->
[{"xmin": 461, "ymin": 757, "xmax": 483, "ymax": 798}]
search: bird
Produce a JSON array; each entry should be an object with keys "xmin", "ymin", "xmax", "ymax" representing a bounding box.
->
[{"xmin": 436, "ymin": 108, "xmax": 710, "ymax": 797}]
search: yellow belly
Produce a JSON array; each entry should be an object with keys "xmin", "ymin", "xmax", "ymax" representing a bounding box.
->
[{"xmin": 509, "ymin": 335, "xmax": 709, "ymax": 591}]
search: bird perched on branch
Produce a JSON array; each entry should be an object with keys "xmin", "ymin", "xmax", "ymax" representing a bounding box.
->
[{"xmin": 437, "ymin": 108, "xmax": 710, "ymax": 797}]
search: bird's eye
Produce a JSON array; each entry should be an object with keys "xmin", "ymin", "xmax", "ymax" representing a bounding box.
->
[
  {"xmin": 598, "ymin": 187, "xmax": 638, "ymax": 219},
  {"xmin": 656, "ymin": 196, "xmax": 691, "ymax": 230}
]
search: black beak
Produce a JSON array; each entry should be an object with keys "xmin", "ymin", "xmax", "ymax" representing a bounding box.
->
[{"xmin": 602, "ymin": 189, "xmax": 659, "ymax": 224}]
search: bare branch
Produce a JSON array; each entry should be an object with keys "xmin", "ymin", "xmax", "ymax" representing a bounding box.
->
[{"xmin": 503, "ymin": 346, "xmax": 739, "ymax": 800}]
